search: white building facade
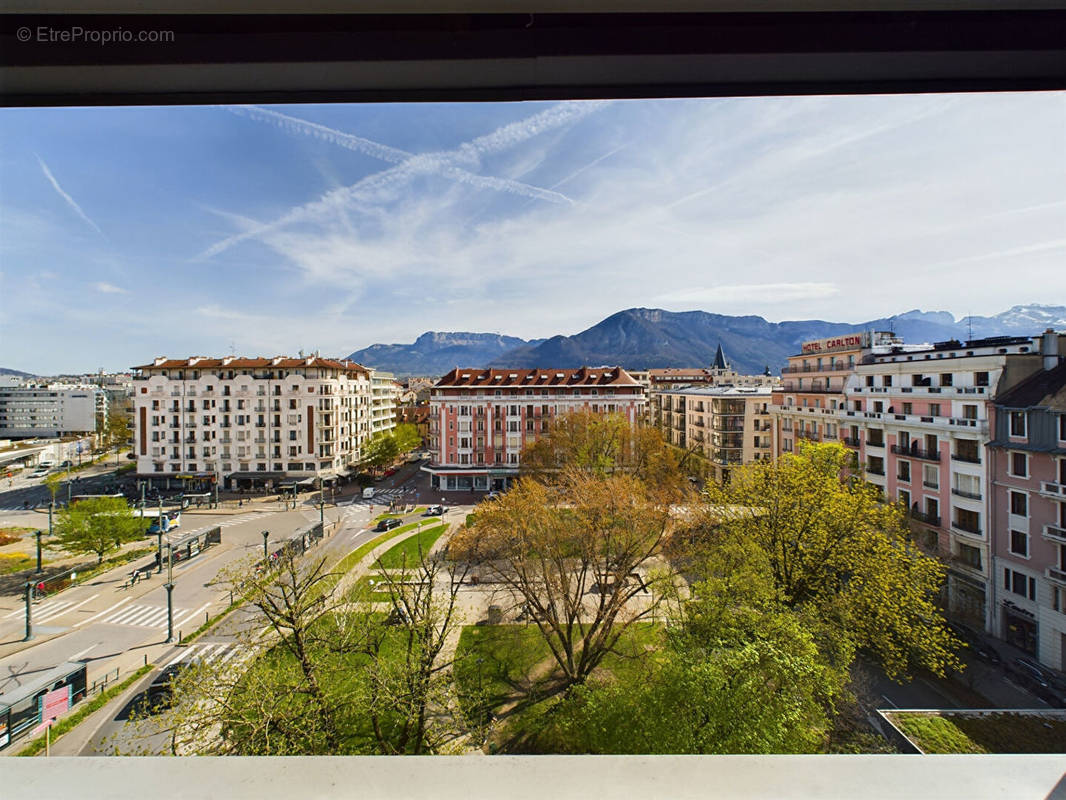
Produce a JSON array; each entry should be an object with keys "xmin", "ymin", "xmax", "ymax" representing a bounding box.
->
[
  {"xmin": 0, "ymin": 384, "xmax": 106, "ymax": 439},
  {"xmin": 131, "ymin": 356, "xmax": 388, "ymax": 489}
]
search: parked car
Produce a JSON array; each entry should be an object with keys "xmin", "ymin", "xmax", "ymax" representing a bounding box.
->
[
  {"xmin": 1007, "ymin": 657, "xmax": 1066, "ymax": 707},
  {"xmin": 946, "ymin": 621, "xmax": 1002, "ymax": 665},
  {"xmin": 424, "ymin": 505, "xmax": 447, "ymax": 516},
  {"xmin": 30, "ymin": 467, "xmax": 51, "ymax": 478},
  {"xmin": 362, "ymin": 487, "xmax": 376, "ymax": 499},
  {"xmin": 144, "ymin": 659, "xmax": 199, "ymax": 710},
  {"xmin": 374, "ymin": 517, "xmax": 402, "ymax": 532},
  {"xmin": 383, "ymin": 468, "xmax": 397, "ymax": 478}
]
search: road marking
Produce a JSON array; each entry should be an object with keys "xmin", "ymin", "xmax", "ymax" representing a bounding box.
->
[
  {"xmin": 73, "ymin": 596, "xmax": 133, "ymax": 627},
  {"xmin": 4, "ymin": 599, "xmax": 67, "ymax": 620},
  {"xmin": 172, "ymin": 603, "xmax": 210, "ymax": 629},
  {"xmin": 69, "ymin": 644, "xmax": 97, "ymax": 661},
  {"xmin": 103, "ymin": 604, "xmax": 189, "ymax": 629},
  {"xmin": 35, "ymin": 594, "xmax": 99, "ymax": 623}
]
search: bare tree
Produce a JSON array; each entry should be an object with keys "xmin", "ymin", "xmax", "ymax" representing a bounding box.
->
[{"xmin": 450, "ymin": 469, "xmax": 675, "ymax": 690}]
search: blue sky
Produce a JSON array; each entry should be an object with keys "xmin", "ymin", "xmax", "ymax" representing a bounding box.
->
[{"xmin": 1, "ymin": 92, "xmax": 1064, "ymax": 374}]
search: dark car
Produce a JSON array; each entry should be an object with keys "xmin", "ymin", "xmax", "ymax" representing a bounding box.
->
[
  {"xmin": 946, "ymin": 621, "xmax": 1002, "ymax": 665},
  {"xmin": 144, "ymin": 660, "xmax": 197, "ymax": 710},
  {"xmin": 374, "ymin": 517, "xmax": 402, "ymax": 532}
]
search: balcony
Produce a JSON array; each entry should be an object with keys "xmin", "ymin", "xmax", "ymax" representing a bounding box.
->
[
  {"xmin": 922, "ymin": 480, "xmax": 939, "ymax": 490},
  {"xmin": 841, "ymin": 436, "xmax": 860, "ymax": 448},
  {"xmin": 1040, "ymin": 481, "xmax": 1066, "ymax": 499},
  {"xmin": 951, "ymin": 487, "xmax": 982, "ymax": 501},
  {"xmin": 948, "ymin": 553, "xmax": 985, "ymax": 577},
  {"xmin": 1043, "ymin": 524, "xmax": 1066, "ymax": 545},
  {"xmin": 781, "ymin": 362, "xmax": 847, "ymax": 375},
  {"xmin": 951, "ymin": 453, "xmax": 982, "ymax": 465},
  {"xmin": 866, "ymin": 465, "xmax": 885, "ymax": 476},
  {"xmin": 1046, "ymin": 567, "xmax": 1066, "ymax": 586},
  {"xmin": 909, "ymin": 509, "xmax": 941, "ymax": 527},
  {"xmin": 866, "ymin": 439, "xmax": 885, "ymax": 449},
  {"xmin": 951, "ymin": 520, "xmax": 983, "ymax": 538},
  {"xmin": 890, "ymin": 444, "xmax": 941, "ymax": 462}
]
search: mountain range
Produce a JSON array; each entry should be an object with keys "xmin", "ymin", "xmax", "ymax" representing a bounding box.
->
[{"xmin": 344, "ymin": 304, "xmax": 1066, "ymax": 378}]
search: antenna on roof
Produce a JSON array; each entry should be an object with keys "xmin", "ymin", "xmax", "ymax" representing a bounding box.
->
[
  {"xmin": 229, "ymin": 341, "xmax": 236, "ymax": 356},
  {"xmin": 967, "ymin": 312, "xmax": 973, "ymax": 344}
]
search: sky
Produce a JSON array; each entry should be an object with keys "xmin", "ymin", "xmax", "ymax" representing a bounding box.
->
[{"xmin": 1, "ymin": 92, "xmax": 1064, "ymax": 374}]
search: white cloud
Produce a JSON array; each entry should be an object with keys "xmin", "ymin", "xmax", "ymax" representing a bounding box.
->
[{"xmin": 94, "ymin": 282, "xmax": 129, "ymax": 294}]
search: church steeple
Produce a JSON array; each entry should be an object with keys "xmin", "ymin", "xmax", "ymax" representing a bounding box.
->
[{"xmin": 712, "ymin": 342, "xmax": 729, "ymax": 370}]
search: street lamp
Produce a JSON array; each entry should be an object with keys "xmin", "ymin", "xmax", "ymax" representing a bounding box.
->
[
  {"xmin": 165, "ymin": 543, "xmax": 175, "ymax": 643},
  {"xmin": 156, "ymin": 494, "xmax": 164, "ymax": 574},
  {"xmin": 34, "ymin": 530, "xmax": 43, "ymax": 574}
]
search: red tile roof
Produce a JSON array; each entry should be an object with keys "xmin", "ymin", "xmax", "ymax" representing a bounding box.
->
[
  {"xmin": 132, "ymin": 356, "xmax": 370, "ymax": 374},
  {"xmin": 434, "ymin": 367, "xmax": 640, "ymax": 388}
]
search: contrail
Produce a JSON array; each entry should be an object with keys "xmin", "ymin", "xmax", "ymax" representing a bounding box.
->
[
  {"xmin": 203, "ymin": 102, "xmax": 608, "ymax": 259},
  {"xmin": 227, "ymin": 105, "xmax": 573, "ymax": 204},
  {"xmin": 36, "ymin": 155, "xmax": 105, "ymax": 238}
]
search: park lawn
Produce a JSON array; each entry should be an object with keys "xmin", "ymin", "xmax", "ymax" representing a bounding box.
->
[
  {"xmin": 0, "ymin": 552, "xmax": 34, "ymax": 575},
  {"xmin": 0, "ymin": 526, "xmax": 36, "ymax": 546},
  {"xmin": 889, "ymin": 711, "xmax": 1066, "ymax": 754},
  {"xmin": 375, "ymin": 525, "xmax": 446, "ymax": 569},
  {"xmin": 320, "ymin": 520, "xmax": 433, "ymax": 596}
]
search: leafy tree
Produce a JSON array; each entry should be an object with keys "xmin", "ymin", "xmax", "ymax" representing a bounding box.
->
[
  {"xmin": 43, "ymin": 472, "xmax": 63, "ymax": 505},
  {"xmin": 450, "ymin": 468, "xmax": 675, "ymax": 690},
  {"xmin": 694, "ymin": 441, "xmax": 961, "ymax": 679},
  {"xmin": 361, "ymin": 431, "xmax": 401, "ymax": 470},
  {"xmin": 520, "ymin": 410, "xmax": 688, "ymax": 500},
  {"xmin": 391, "ymin": 423, "xmax": 421, "ymax": 455},
  {"xmin": 53, "ymin": 496, "xmax": 148, "ymax": 563},
  {"xmin": 101, "ymin": 411, "xmax": 131, "ymax": 453}
]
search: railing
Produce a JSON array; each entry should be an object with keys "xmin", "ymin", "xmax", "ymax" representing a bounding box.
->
[
  {"xmin": 909, "ymin": 509, "xmax": 941, "ymax": 526},
  {"xmin": 922, "ymin": 480, "xmax": 939, "ymax": 490},
  {"xmin": 951, "ymin": 520, "xmax": 983, "ymax": 536},
  {"xmin": 781, "ymin": 362, "xmax": 847, "ymax": 374},
  {"xmin": 1041, "ymin": 481, "xmax": 1066, "ymax": 497},
  {"xmin": 89, "ymin": 667, "xmax": 121, "ymax": 696},
  {"xmin": 866, "ymin": 440, "xmax": 885, "ymax": 449},
  {"xmin": 1043, "ymin": 524, "xmax": 1066, "ymax": 545},
  {"xmin": 866, "ymin": 465, "xmax": 885, "ymax": 476},
  {"xmin": 951, "ymin": 487, "xmax": 982, "ymax": 501},
  {"xmin": 841, "ymin": 437, "xmax": 860, "ymax": 447},
  {"xmin": 951, "ymin": 453, "xmax": 982, "ymax": 464},
  {"xmin": 890, "ymin": 444, "xmax": 941, "ymax": 462},
  {"xmin": 1047, "ymin": 567, "xmax": 1066, "ymax": 586}
]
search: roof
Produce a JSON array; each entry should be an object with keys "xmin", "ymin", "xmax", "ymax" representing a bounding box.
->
[
  {"xmin": 994, "ymin": 362, "xmax": 1066, "ymax": 410},
  {"xmin": 658, "ymin": 385, "xmax": 773, "ymax": 397},
  {"xmin": 434, "ymin": 367, "xmax": 640, "ymax": 388},
  {"xmin": 131, "ymin": 356, "xmax": 370, "ymax": 374},
  {"xmin": 712, "ymin": 343, "xmax": 729, "ymax": 370}
]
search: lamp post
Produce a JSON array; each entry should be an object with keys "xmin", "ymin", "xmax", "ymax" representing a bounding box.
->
[
  {"xmin": 262, "ymin": 530, "xmax": 269, "ymax": 561},
  {"xmin": 23, "ymin": 581, "xmax": 34, "ymax": 642},
  {"xmin": 165, "ymin": 543, "xmax": 174, "ymax": 643},
  {"xmin": 156, "ymin": 494, "xmax": 164, "ymax": 574},
  {"xmin": 34, "ymin": 530, "xmax": 43, "ymax": 574}
]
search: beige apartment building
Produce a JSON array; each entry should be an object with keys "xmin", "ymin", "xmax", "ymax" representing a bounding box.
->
[{"xmin": 655, "ymin": 385, "xmax": 774, "ymax": 484}]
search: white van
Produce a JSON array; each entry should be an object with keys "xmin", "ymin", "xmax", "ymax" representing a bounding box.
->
[{"xmin": 362, "ymin": 487, "xmax": 376, "ymax": 499}]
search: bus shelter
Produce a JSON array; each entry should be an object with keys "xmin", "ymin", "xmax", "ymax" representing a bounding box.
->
[
  {"xmin": 0, "ymin": 661, "xmax": 87, "ymax": 751},
  {"xmin": 167, "ymin": 526, "xmax": 222, "ymax": 565}
]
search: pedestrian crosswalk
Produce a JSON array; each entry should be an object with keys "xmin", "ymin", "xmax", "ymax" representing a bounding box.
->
[
  {"xmin": 2, "ymin": 594, "xmax": 99, "ymax": 625},
  {"xmin": 218, "ymin": 513, "xmax": 260, "ymax": 529},
  {"xmin": 163, "ymin": 642, "xmax": 253, "ymax": 670},
  {"xmin": 100, "ymin": 602, "xmax": 207, "ymax": 630}
]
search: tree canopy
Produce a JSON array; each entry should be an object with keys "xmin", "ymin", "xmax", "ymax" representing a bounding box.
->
[{"xmin": 53, "ymin": 496, "xmax": 148, "ymax": 563}]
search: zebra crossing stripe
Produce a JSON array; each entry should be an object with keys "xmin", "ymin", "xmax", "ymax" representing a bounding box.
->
[
  {"xmin": 35, "ymin": 594, "xmax": 99, "ymax": 623},
  {"xmin": 172, "ymin": 603, "xmax": 210, "ymax": 629},
  {"xmin": 73, "ymin": 597, "xmax": 132, "ymax": 627}
]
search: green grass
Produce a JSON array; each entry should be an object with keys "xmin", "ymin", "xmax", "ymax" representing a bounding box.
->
[
  {"xmin": 890, "ymin": 712, "xmax": 1066, "ymax": 754},
  {"xmin": 320, "ymin": 520, "xmax": 434, "ymax": 595},
  {"xmin": 375, "ymin": 525, "xmax": 446, "ymax": 569},
  {"xmin": 16, "ymin": 664, "xmax": 154, "ymax": 756},
  {"xmin": 0, "ymin": 552, "xmax": 35, "ymax": 575}
]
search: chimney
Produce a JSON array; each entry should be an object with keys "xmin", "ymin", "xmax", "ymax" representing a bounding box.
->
[{"xmin": 1042, "ymin": 328, "xmax": 1060, "ymax": 371}]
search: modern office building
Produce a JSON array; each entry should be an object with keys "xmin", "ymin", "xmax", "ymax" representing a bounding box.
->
[
  {"xmin": 130, "ymin": 355, "xmax": 390, "ymax": 489},
  {"xmin": 987, "ymin": 348, "xmax": 1066, "ymax": 668},
  {"xmin": 424, "ymin": 366, "xmax": 645, "ymax": 492},
  {"xmin": 0, "ymin": 384, "xmax": 107, "ymax": 439}
]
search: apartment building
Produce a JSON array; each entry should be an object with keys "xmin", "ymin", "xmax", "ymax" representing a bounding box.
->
[
  {"xmin": 655, "ymin": 385, "xmax": 773, "ymax": 484},
  {"xmin": 131, "ymin": 356, "xmax": 382, "ymax": 489},
  {"xmin": 987, "ymin": 352, "xmax": 1066, "ymax": 669},
  {"xmin": 770, "ymin": 332, "xmax": 901, "ymax": 458},
  {"xmin": 370, "ymin": 372, "xmax": 401, "ymax": 437},
  {"xmin": 840, "ymin": 332, "xmax": 1066, "ymax": 630},
  {"xmin": 424, "ymin": 367, "xmax": 645, "ymax": 492},
  {"xmin": 0, "ymin": 384, "xmax": 106, "ymax": 439}
]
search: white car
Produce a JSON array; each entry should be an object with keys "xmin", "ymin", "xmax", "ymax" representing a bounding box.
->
[{"xmin": 30, "ymin": 467, "xmax": 52, "ymax": 478}]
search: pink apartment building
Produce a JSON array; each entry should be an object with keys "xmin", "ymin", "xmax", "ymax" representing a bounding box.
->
[
  {"xmin": 841, "ymin": 332, "xmax": 1066, "ymax": 631},
  {"xmin": 424, "ymin": 367, "xmax": 645, "ymax": 493},
  {"xmin": 988, "ymin": 355, "xmax": 1066, "ymax": 669}
]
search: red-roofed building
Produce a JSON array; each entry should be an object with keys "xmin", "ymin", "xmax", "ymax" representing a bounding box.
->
[
  {"xmin": 424, "ymin": 367, "xmax": 646, "ymax": 492},
  {"xmin": 130, "ymin": 355, "xmax": 385, "ymax": 489}
]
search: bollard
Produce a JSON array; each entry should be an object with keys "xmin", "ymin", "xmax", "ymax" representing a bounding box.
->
[
  {"xmin": 144, "ymin": 654, "xmax": 148, "ymax": 666},
  {"xmin": 205, "ymin": 611, "xmax": 209, "ymax": 625}
]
